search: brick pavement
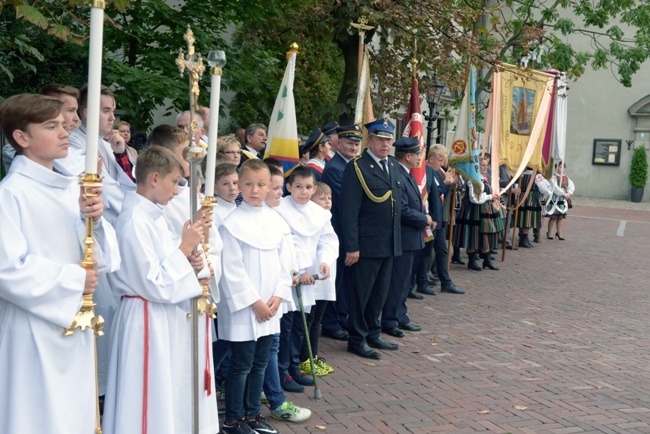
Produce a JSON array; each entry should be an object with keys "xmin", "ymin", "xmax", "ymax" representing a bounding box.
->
[{"xmin": 265, "ymin": 199, "xmax": 650, "ymax": 433}]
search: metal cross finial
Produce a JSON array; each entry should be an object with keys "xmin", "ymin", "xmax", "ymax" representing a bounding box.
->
[
  {"xmin": 351, "ymin": 15, "xmax": 374, "ymax": 37},
  {"xmin": 176, "ymin": 25, "xmax": 205, "ymax": 112}
]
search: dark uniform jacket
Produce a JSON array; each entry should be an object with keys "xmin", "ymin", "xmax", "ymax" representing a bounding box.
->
[
  {"xmin": 397, "ymin": 166, "xmax": 429, "ymax": 252},
  {"xmin": 321, "ymin": 152, "xmax": 347, "ymax": 237},
  {"xmin": 340, "ymin": 150, "xmax": 402, "ymax": 258}
]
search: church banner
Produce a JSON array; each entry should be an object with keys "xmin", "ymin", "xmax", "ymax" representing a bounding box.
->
[
  {"xmin": 448, "ymin": 63, "xmax": 482, "ymax": 201},
  {"xmin": 497, "ymin": 63, "xmax": 554, "ymax": 175},
  {"xmin": 264, "ymin": 46, "xmax": 300, "ymax": 175}
]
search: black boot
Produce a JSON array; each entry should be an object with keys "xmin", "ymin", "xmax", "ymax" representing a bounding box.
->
[
  {"xmin": 451, "ymin": 247, "xmax": 465, "ymax": 265},
  {"xmin": 481, "ymin": 252, "xmax": 500, "ymax": 270},
  {"xmin": 533, "ymin": 228, "xmax": 541, "ymax": 243},
  {"xmin": 518, "ymin": 233, "xmax": 534, "ymax": 248},
  {"xmin": 524, "ymin": 236, "xmax": 535, "ymax": 249},
  {"xmin": 467, "ymin": 252, "xmax": 482, "ymax": 271}
]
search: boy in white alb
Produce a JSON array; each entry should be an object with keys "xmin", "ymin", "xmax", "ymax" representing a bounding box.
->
[
  {"xmin": 102, "ymin": 146, "xmax": 207, "ymax": 434},
  {"xmin": 261, "ymin": 165, "xmax": 312, "ymax": 423},
  {"xmin": 0, "ymin": 94, "xmax": 120, "ymax": 434},
  {"xmin": 275, "ymin": 166, "xmax": 338, "ymax": 388},
  {"xmin": 218, "ymin": 159, "xmax": 293, "ymax": 434},
  {"xmin": 146, "ymin": 124, "xmax": 221, "ymax": 433},
  {"xmin": 300, "ymin": 181, "xmax": 337, "ymax": 375},
  {"xmin": 212, "ymin": 163, "xmax": 239, "ymax": 225},
  {"xmin": 52, "ymin": 84, "xmax": 134, "ymax": 397}
]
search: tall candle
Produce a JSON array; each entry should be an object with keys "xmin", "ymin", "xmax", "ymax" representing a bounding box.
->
[
  {"xmin": 84, "ymin": 2, "xmax": 105, "ymax": 175},
  {"xmin": 204, "ymin": 50, "xmax": 226, "ymax": 197}
]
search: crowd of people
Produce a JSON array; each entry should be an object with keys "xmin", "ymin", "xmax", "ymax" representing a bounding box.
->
[{"xmin": 0, "ymin": 83, "xmax": 576, "ymax": 434}]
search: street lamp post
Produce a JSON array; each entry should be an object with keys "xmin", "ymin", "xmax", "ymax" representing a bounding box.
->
[{"xmin": 423, "ymin": 72, "xmax": 446, "ymax": 153}]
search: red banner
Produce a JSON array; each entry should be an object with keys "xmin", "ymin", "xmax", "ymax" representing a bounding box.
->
[{"xmin": 402, "ymin": 77, "xmax": 432, "ymax": 240}]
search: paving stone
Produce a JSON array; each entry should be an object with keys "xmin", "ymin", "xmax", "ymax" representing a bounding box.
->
[{"xmin": 262, "ymin": 200, "xmax": 650, "ymax": 433}]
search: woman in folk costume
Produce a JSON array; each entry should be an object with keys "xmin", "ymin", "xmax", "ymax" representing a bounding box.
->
[
  {"xmin": 452, "ymin": 157, "xmax": 503, "ymax": 271},
  {"xmin": 545, "ymin": 161, "xmax": 575, "ymax": 240},
  {"xmin": 515, "ymin": 165, "xmax": 552, "ymax": 247},
  {"xmin": 304, "ymin": 127, "xmax": 331, "ymax": 182}
]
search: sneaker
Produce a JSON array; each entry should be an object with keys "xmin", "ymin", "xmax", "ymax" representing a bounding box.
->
[
  {"xmin": 260, "ymin": 391, "xmax": 268, "ymax": 403},
  {"xmin": 291, "ymin": 371, "xmax": 315, "ymax": 386},
  {"xmin": 299, "ymin": 359, "xmax": 328, "ymax": 377},
  {"xmin": 271, "ymin": 401, "xmax": 312, "ymax": 423},
  {"xmin": 315, "ymin": 356, "xmax": 334, "ymax": 374},
  {"xmin": 215, "ymin": 383, "xmax": 226, "ymax": 401},
  {"xmin": 280, "ymin": 374, "xmax": 304, "ymax": 393},
  {"xmin": 247, "ymin": 414, "xmax": 278, "ymax": 434},
  {"xmin": 223, "ymin": 418, "xmax": 255, "ymax": 434}
]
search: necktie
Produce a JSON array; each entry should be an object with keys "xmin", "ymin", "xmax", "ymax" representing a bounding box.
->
[{"xmin": 380, "ymin": 159, "xmax": 389, "ymax": 181}]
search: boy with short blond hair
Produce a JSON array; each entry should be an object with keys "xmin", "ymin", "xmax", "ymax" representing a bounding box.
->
[
  {"xmin": 0, "ymin": 94, "xmax": 120, "ymax": 434},
  {"xmin": 146, "ymin": 125, "xmax": 221, "ymax": 433},
  {"xmin": 218, "ymin": 159, "xmax": 293, "ymax": 433},
  {"xmin": 103, "ymin": 145, "xmax": 208, "ymax": 434},
  {"xmin": 260, "ymin": 164, "xmax": 313, "ymax": 424}
]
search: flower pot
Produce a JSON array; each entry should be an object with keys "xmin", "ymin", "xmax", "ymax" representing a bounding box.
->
[{"xmin": 631, "ymin": 187, "xmax": 644, "ymax": 203}]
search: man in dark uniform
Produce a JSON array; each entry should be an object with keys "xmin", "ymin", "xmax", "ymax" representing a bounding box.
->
[
  {"xmin": 381, "ymin": 137, "xmax": 432, "ymax": 338},
  {"xmin": 340, "ymin": 118, "xmax": 402, "ymax": 360},
  {"xmin": 321, "ymin": 125, "xmax": 362, "ymax": 341},
  {"xmin": 426, "ymin": 144, "xmax": 464, "ymax": 294}
]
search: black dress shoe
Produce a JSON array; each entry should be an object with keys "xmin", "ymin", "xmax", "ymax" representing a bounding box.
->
[
  {"xmin": 399, "ymin": 322, "xmax": 422, "ymax": 332},
  {"xmin": 367, "ymin": 336, "xmax": 399, "ymax": 351},
  {"xmin": 382, "ymin": 327, "xmax": 405, "ymax": 338},
  {"xmin": 323, "ymin": 329, "xmax": 349, "ymax": 341},
  {"xmin": 428, "ymin": 277, "xmax": 440, "ymax": 285},
  {"xmin": 417, "ymin": 286, "xmax": 437, "ymax": 296},
  {"xmin": 407, "ymin": 290, "xmax": 424, "ymax": 300},
  {"xmin": 440, "ymin": 284, "xmax": 465, "ymax": 294},
  {"xmin": 348, "ymin": 342, "xmax": 381, "ymax": 359}
]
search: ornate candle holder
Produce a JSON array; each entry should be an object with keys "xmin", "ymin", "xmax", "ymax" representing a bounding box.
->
[
  {"xmin": 64, "ymin": 173, "xmax": 105, "ymax": 337},
  {"xmin": 198, "ymin": 195, "xmax": 217, "ymax": 318}
]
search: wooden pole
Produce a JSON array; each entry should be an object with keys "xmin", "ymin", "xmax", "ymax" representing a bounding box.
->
[
  {"xmin": 501, "ymin": 190, "xmax": 512, "ymax": 262},
  {"xmin": 446, "ymin": 183, "xmax": 457, "ymax": 269}
]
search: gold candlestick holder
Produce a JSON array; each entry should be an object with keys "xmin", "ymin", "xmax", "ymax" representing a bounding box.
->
[
  {"xmin": 197, "ymin": 195, "xmax": 217, "ymax": 318},
  {"xmin": 63, "ymin": 173, "xmax": 105, "ymax": 337}
]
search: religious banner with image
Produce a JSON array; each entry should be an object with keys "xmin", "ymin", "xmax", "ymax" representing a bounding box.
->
[{"xmin": 498, "ymin": 63, "xmax": 554, "ymax": 174}]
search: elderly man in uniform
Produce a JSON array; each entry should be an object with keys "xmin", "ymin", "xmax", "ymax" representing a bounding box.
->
[
  {"xmin": 381, "ymin": 137, "xmax": 433, "ymax": 338},
  {"xmin": 340, "ymin": 118, "xmax": 402, "ymax": 360}
]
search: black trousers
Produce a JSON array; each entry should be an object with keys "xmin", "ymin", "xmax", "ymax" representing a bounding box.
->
[
  {"xmin": 348, "ymin": 256, "xmax": 393, "ymax": 346},
  {"xmin": 381, "ymin": 251, "xmax": 416, "ymax": 330},
  {"xmin": 433, "ymin": 228, "xmax": 452, "ymax": 286}
]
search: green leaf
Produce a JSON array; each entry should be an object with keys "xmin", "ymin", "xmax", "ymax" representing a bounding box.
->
[
  {"xmin": 15, "ymin": 5, "xmax": 49, "ymax": 30},
  {"xmin": 48, "ymin": 24, "xmax": 71, "ymax": 42}
]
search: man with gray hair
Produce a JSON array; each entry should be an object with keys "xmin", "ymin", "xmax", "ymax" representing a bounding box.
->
[
  {"xmin": 176, "ymin": 110, "xmax": 206, "ymax": 148},
  {"xmin": 240, "ymin": 123, "xmax": 267, "ymax": 162}
]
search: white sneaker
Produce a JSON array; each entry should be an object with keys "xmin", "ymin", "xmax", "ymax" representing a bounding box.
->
[{"xmin": 270, "ymin": 401, "xmax": 312, "ymax": 423}]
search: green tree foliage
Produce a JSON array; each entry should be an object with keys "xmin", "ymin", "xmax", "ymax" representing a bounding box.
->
[
  {"xmin": 3, "ymin": 0, "xmax": 650, "ymax": 132},
  {"xmin": 222, "ymin": 0, "xmax": 344, "ymax": 134}
]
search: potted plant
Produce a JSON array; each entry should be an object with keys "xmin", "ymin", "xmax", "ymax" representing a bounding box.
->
[{"xmin": 629, "ymin": 145, "xmax": 648, "ymax": 202}]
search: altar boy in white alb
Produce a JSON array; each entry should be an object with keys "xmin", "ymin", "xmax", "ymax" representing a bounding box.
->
[
  {"xmin": 146, "ymin": 124, "xmax": 221, "ymax": 433},
  {"xmin": 218, "ymin": 159, "xmax": 293, "ymax": 434},
  {"xmin": 102, "ymin": 146, "xmax": 208, "ymax": 434},
  {"xmin": 275, "ymin": 166, "xmax": 339, "ymax": 383},
  {"xmin": 0, "ymin": 94, "xmax": 120, "ymax": 434}
]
